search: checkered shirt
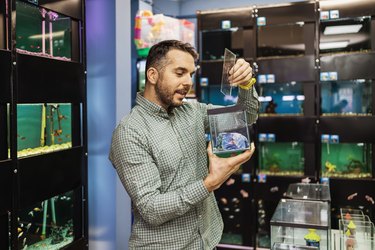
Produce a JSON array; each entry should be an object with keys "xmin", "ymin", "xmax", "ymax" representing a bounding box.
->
[{"xmin": 109, "ymin": 87, "xmax": 258, "ymax": 250}]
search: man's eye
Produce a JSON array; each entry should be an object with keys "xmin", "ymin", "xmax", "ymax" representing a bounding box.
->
[{"xmin": 176, "ymin": 72, "xmax": 183, "ymax": 76}]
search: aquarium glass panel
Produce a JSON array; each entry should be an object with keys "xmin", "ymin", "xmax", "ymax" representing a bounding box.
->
[
  {"xmin": 257, "ymin": 23, "xmax": 305, "ymax": 57},
  {"xmin": 259, "ymin": 142, "xmax": 304, "ymax": 176},
  {"xmin": 321, "ymin": 143, "xmax": 372, "ymax": 178},
  {"xmin": 320, "ymin": 17, "xmax": 371, "ymax": 54},
  {"xmin": 17, "ymin": 103, "xmax": 72, "ymax": 157},
  {"xmin": 18, "ymin": 190, "xmax": 74, "ymax": 249},
  {"xmin": 201, "ymin": 28, "xmax": 244, "ymax": 60},
  {"xmin": 259, "ymin": 82, "xmax": 304, "ymax": 116},
  {"xmin": 16, "ymin": 0, "xmax": 72, "ymax": 60},
  {"xmin": 321, "ymin": 80, "xmax": 372, "ymax": 116}
]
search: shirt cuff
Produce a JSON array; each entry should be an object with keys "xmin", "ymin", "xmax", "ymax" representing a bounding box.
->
[{"xmin": 184, "ymin": 180, "xmax": 210, "ymax": 205}]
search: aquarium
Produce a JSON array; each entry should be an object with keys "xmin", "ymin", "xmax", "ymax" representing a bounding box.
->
[
  {"xmin": 257, "ymin": 23, "xmax": 306, "ymax": 58},
  {"xmin": 208, "ymin": 106, "xmax": 250, "ymax": 156},
  {"xmin": 200, "ymin": 85, "xmax": 239, "ymax": 106},
  {"xmin": 320, "ymin": 17, "xmax": 371, "ymax": 54},
  {"xmin": 201, "ymin": 28, "xmax": 245, "ymax": 60},
  {"xmin": 321, "ymin": 143, "xmax": 372, "ymax": 178},
  {"xmin": 17, "ymin": 103, "xmax": 72, "ymax": 157},
  {"xmin": 272, "ymin": 243, "xmax": 318, "ymax": 250},
  {"xmin": 259, "ymin": 142, "xmax": 304, "ymax": 176},
  {"xmin": 18, "ymin": 190, "xmax": 74, "ymax": 249},
  {"xmin": 258, "ymin": 82, "xmax": 304, "ymax": 116},
  {"xmin": 217, "ymin": 194, "xmax": 246, "ymax": 245},
  {"xmin": 271, "ymin": 199, "xmax": 330, "ymax": 250},
  {"xmin": 16, "ymin": 0, "xmax": 72, "ymax": 60},
  {"xmin": 257, "ymin": 199, "xmax": 278, "ymax": 248},
  {"xmin": 285, "ymin": 183, "xmax": 331, "ymax": 202},
  {"xmin": 320, "ymin": 80, "xmax": 372, "ymax": 116},
  {"xmin": 338, "ymin": 219, "xmax": 375, "ymax": 250}
]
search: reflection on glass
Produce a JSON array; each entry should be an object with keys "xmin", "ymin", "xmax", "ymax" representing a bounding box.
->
[
  {"xmin": 257, "ymin": 199, "xmax": 276, "ymax": 249},
  {"xmin": 17, "ymin": 103, "xmax": 72, "ymax": 157},
  {"xmin": 259, "ymin": 142, "xmax": 304, "ymax": 176},
  {"xmin": 257, "ymin": 23, "xmax": 305, "ymax": 57},
  {"xmin": 200, "ymin": 85, "xmax": 238, "ymax": 106},
  {"xmin": 201, "ymin": 28, "xmax": 244, "ymax": 60},
  {"xmin": 320, "ymin": 17, "xmax": 371, "ymax": 54},
  {"xmin": 259, "ymin": 82, "xmax": 304, "ymax": 116},
  {"xmin": 16, "ymin": 0, "xmax": 72, "ymax": 60},
  {"xmin": 18, "ymin": 190, "xmax": 74, "ymax": 249},
  {"xmin": 321, "ymin": 143, "xmax": 372, "ymax": 178},
  {"xmin": 321, "ymin": 80, "xmax": 372, "ymax": 116}
]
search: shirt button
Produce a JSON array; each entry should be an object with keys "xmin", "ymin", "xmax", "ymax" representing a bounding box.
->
[{"xmin": 198, "ymin": 214, "xmax": 202, "ymax": 219}]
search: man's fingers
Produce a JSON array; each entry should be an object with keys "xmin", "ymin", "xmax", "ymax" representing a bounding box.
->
[{"xmin": 226, "ymin": 143, "xmax": 255, "ymax": 166}]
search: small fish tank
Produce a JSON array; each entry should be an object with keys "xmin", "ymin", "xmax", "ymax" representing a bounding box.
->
[
  {"xmin": 259, "ymin": 142, "xmax": 304, "ymax": 176},
  {"xmin": 208, "ymin": 106, "xmax": 250, "ymax": 156},
  {"xmin": 285, "ymin": 183, "xmax": 331, "ymax": 202},
  {"xmin": 258, "ymin": 82, "xmax": 304, "ymax": 116},
  {"xmin": 17, "ymin": 103, "xmax": 72, "ymax": 157},
  {"xmin": 201, "ymin": 28, "xmax": 245, "ymax": 60},
  {"xmin": 271, "ymin": 199, "xmax": 330, "ymax": 250},
  {"xmin": 257, "ymin": 23, "xmax": 306, "ymax": 58},
  {"xmin": 16, "ymin": 0, "xmax": 72, "ymax": 61},
  {"xmin": 321, "ymin": 143, "xmax": 372, "ymax": 178},
  {"xmin": 18, "ymin": 190, "xmax": 74, "ymax": 249},
  {"xmin": 320, "ymin": 79, "xmax": 372, "ymax": 116},
  {"xmin": 320, "ymin": 16, "xmax": 371, "ymax": 54},
  {"xmin": 338, "ymin": 219, "xmax": 375, "ymax": 250},
  {"xmin": 217, "ymin": 195, "xmax": 245, "ymax": 245}
]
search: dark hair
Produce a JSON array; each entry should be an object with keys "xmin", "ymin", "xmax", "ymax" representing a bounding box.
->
[{"xmin": 145, "ymin": 40, "xmax": 198, "ymax": 81}]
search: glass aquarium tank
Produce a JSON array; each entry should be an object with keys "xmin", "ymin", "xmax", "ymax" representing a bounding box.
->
[
  {"xmin": 18, "ymin": 190, "xmax": 74, "ymax": 249},
  {"xmin": 16, "ymin": 0, "xmax": 72, "ymax": 60},
  {"xmin": 320, "ymin": 16, "xmax": 371, "ymax": 54},
  {"xmin": 208, "ymin": 106, "xmax": 250, "ymax": 156},
  {"xmin": 320, "ymin": 80, "xmax": 372, "ymax": 116},
  {"xmin": 271, "ymin": 199, "xmax": 330, "ymax": 250},
  {"xmin": 201, "ymin": 28, "xmax": 245, "ymax": 60},
  {"xmin": 321, "ymin": 143, "xmax": 372, "ymax": 178},
  {"xmin": 338, "ymin": 219, "xmax": 375, "ymax": 250},
  {"xmin": 17, "ymin": 103, "xmax": 72, "ymax": 157},
  {"xmin": 259, "ymin": 142, "xmax": 304, "ymax": 176},
  {"xmin": 258, "ymin": 82, "xmax": 304, "ymax": 116},
  {"xmin": 285, "ymin": 183, "xmax": 331, "ymax": 202},
  {"xmin": 257, "ymin": 23, "xmax": 306, "ymax": 58}
]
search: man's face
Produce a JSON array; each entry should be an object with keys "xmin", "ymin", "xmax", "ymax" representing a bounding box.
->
[{"xmin": 155, "ymin": 49, "xmax": 196, "ymax": 109}]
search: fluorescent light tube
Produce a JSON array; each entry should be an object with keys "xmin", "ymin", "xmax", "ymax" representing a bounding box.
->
[
  {"xmin": 320, "ymin": 41, "xmax": 349, "ymax": 50},
  {"xmin": 324, "ymin": 24, "xmax": 362, "ymax": 35}
]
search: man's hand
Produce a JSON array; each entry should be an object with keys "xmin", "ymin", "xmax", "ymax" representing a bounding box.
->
[
  {"xmin": 204, "ymin": 142, "xmax": 255, "ymax": 192},
  {"xmin": 228, "ymin": 58, "xmax": 253, "ymax": 87}
]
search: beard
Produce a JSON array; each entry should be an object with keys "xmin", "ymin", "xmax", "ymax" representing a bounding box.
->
[{"xmin": 155, "ymin": 79, "xmax": 190, "ymax": 109}]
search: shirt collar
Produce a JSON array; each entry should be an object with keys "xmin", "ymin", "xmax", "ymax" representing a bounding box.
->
[{"xmin": 136, "ymin": 92, "xmax": 174, "ymax": 118}]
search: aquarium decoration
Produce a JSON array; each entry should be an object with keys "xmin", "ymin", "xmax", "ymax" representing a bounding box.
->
[
  {"xmin": 304, "ymin": 229, "xmax": 321, "ymax": 247},
  {"xmin": 16, "ymin": 0, "xmax": 72, "ymax": 61},
  {"xmin": 17, "ymin": 103, "xmax": 72, "ymax": 157},
  {"xmin": 18, "ymin": 190, "xmax": 74, "ymax": 249}
]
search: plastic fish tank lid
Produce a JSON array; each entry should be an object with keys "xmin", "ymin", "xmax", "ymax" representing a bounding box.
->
[
  {"xmin": 285, "ymin": 183, "xmax": 331, "ymax": 202},
  {"xmin": 207, "ymin": 105, "xmax": 244, "ymax": 115},
  {"xmin": 272, "ymin": 243, "xmax": 318, "ymax": 250},
  {"xmin": 271, "ymin": 199, "xmax": 330, "ymax": 228}
]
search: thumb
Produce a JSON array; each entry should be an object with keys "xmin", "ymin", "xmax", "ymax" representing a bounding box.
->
[{"xmin": 207, "ymin": 141, "xmax": 215, "ymax": 158}]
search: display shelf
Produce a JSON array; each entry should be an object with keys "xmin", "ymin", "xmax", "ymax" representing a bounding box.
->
[
  {"xmin": 0, "ymin": 159, "xmax": 12, "ymax": 213},
  {"xmin": 18, "ymin": 146, "xmax": 83, "ymax": 208}
]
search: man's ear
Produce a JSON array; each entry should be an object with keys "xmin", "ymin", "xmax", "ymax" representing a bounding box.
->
[{"xmin": 147, "ymin": 67, "xmax": 159, "ymax": 85}]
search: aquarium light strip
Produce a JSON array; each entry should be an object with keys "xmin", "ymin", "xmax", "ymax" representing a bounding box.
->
[
  {"xmin": 324, "ymin": 24, "xmax": 362, "ymax": 35},
  {"xmin": 29, "ymin": 31, "xmax": 65, "ymax": 40},
  {"xmin": 320, "ymin": 41, "xmax": 349, "ymax": 50},
  {"xmin": 259, "ymin": 96, "xmax": 272, "ymax": 102},
  {"xmin": 282, "ymin": 95, "xmax": 295, "ymax": 101}
]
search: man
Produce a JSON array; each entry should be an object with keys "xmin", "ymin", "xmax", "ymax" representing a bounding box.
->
[{"xmin": 109, "ymin": 40, "xmax": 259, "ymax": 249}]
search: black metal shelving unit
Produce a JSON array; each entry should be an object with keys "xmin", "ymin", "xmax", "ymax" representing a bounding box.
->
[
  {"xmin": 0, "ymin": 0, "xmax": 87, "ymax": 249},
  {"xmin": 197, "ymin": 0, "xmax": 375, "ymax": 249}
]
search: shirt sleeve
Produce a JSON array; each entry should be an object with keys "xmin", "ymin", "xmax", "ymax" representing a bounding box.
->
[
  {"xmin": 109, "ymin": 124, "xmax": 210, "ymax": 226},
  {"xmin": 237, "ymin": 86, "xmax": 259, "ymax": 125}
]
